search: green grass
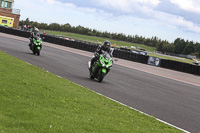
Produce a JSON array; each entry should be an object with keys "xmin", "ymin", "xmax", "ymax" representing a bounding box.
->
[
  {"xmin": 42, "ymin": 30, "xmax": 156, "ymax": 52},
  {"xmin": 0, "ymin": 52, "xmax": 183, "ymax": 133}
]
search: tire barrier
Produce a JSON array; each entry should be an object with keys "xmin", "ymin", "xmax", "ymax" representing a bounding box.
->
[
  {"xmin": 113, "ymin": 49, "xmax": 119, "ymax": 58},
  {"xmin": 160, "ymin": 59, "xmax": 200, "ymax": 75},
  {"xmin": 113, "ymin": 48, "xmax": 149, "ymax": 64},
  {"xmin": 0, "ymin": 26, "xmax": 199, "ymax": 76}
]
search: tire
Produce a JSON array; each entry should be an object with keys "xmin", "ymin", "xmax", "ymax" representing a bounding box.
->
[
  {"xmin": 37, "ymin": 50, "xmax": 40, "ymax": 56},
  {"xmin": 89, "ymin": 70, "xmax": 95, "ymax": 79},
  {"xmin": 98, "ymin": 73, "xmax": 106, "ymax": 82},
  {"xmin": 89, "ymin": 74, "xmax": 95, "ymax": 79},
  {"xmin": 33, "ymin": 50, "xmax": 36, "ymax": 55}
]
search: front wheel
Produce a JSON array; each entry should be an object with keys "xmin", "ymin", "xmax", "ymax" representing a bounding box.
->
[
  {"xmin": 33, "ymin": 50, "xmax": 36, "ymax": 55},
  {"xmin": 89, "ymin": 74, "xmax": 95, "ymax": 79},
  {"xmin": 89, "ymin": 69, "xmax": 95, "ymax": 79},
  {"xmin": 36, "ymin": 50, "xmax": 40, "ymax": 56},
  {"xmin": 98, "ymin": 73, "xmax": 106, "ymax": 82}
]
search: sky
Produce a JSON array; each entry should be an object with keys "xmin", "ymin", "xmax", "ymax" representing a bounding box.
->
[{"xmin": 14, "ymin": 0, "xmax": 200, "ymax": 43}]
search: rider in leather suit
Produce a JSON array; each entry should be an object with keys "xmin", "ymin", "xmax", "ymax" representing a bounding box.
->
[{"xmin": 90, "ymin": 40, "xmax": 113, "ymax": 69}]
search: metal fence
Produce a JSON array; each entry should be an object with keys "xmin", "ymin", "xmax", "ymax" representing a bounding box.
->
[{"xmin": 12, "ymin": 8, "xmax": 20, "ymax": 15}]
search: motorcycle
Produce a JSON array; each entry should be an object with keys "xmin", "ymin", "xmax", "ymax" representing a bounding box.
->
[
  {"xmin": 29, "ymin": 36, "xmax": 43, "ymax": 56},
  {"xmin": 88, "ymin": 50, "xmax": 113, "ymax": 82}
]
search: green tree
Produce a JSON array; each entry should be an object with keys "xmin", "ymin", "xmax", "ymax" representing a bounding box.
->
[
  {"xmin": 24, "ymin": 18, "xmax": 30, "ymax": 25},
  {"xmin": 162, "ymin": 43, "xmax": 173, "ymax": 53},
  {"xmin": 61, "ymin": 23, "xmax": 72, "ymax": 32},
  {"xmin": 173, "ymin": 38, "xmax": 186, "ymax": 54},
  {"xmin": 31, "ymin": 22, "xmax": 39, "ymax": 28},
  {"xmin": 38, "ymin": 23, "xmax": 48, "ymax": 29},
  {"xmin": 183, "ymin": 41, "xmax": 195, "ymax": 55},
  {"xmin": 49, "ymin": 23, "xmax": 60, "ymax": 30}
]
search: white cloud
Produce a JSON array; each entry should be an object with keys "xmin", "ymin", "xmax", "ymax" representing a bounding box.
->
[
  {"xmin": 140, "ymin": 0, "xmax": 161, "ymax": 5},
  {"xmin": 96, "ymin": 0, "xmax": 160, "ymax": 13},
  {"xmin": 46, "ymin": 0, "xmax": 56, "ymax": 5},
  {"xmin": 14, "ymin": 0, "xmax": 200, "ymax": 42},
  {"xmin": 140, "ymin": 7, "xmax": 200, "ymax": 33},
  {"xmin": 163, "ymin": 14, "xmax": 200, "ymax": 33},
  {"xmin": 94, "ymin": 0, "xmax": 199, "ymax": 34},
  {"xmin": 170, "ymin": 0, "xmax": 200, "ymax": 14}
]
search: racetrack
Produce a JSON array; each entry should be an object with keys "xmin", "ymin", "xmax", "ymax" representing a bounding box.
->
[{"xmin": 1, "ymin": 33, "xmax": 200, "ymax": 133}]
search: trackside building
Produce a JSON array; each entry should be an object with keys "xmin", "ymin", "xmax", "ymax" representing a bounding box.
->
[{"xmin": 0, "ymin": 0, "xmax": 20, "ymax": 29}]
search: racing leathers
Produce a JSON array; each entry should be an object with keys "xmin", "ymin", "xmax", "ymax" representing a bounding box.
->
[
  {"xmin": 90, "ymin": 45, "xmax": 113, "ymax": 69},
  {"xmin": 29, "ymin": 32, "xmax": 40, "ymax": 48}
]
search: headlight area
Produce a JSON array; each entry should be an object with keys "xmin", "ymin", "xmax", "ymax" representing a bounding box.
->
[
  {"xmin": 100, "ymin": 60, "xmax": 105, "ymax": 67},
  {"xmin": 106, "ymin": 64, "xmax": 112, "ymax": 68}
]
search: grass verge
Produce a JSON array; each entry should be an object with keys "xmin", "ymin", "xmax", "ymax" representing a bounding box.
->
[{"xmin": 0, "ymin": 51, "xmax": 183, "ymax": 133}]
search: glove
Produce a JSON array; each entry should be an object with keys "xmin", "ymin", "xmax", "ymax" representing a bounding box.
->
[{"xmin": 95, "ymin": 52, "xmax": 100, "ymax": 58}]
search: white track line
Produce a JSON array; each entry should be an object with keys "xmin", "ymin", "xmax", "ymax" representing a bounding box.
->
[{"xmin": 95, "ymin": 92, "xmax": 190, "ymax": 133}]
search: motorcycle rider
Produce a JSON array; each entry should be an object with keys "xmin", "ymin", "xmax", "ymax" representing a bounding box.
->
[
  {"xmin": 90, "ymin": 40, "xmax": 113, "ymax": 69},
  {"xmin": 29, "ymin": 28, "xmax": 40, "ymax": 48}
]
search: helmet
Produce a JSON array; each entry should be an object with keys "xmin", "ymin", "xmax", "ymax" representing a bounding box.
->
[
  {"xmin": 34, "ymin": 28, "xmax": 39, "ymax": 33},
  {"xmin": 103, "ymin": 40, "xmax": 111, "ymax": 50}
]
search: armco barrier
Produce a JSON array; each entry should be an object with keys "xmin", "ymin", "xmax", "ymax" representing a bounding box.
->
[{"xmin": 0, "ymin": 26, "xmax": 199, "ymax": 76}]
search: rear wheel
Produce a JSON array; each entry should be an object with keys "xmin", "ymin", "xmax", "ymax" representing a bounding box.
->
[{"xmin": 98, "ymin": 73, "xmax": 106, "ymax": 82}]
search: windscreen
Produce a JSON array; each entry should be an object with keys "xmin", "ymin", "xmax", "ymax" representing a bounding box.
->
[
  {"xmin": 36, "ymin": 36, "xmax": 40, "ymax": 40},
  {"xmin": 102, "ymin": 51, "xmax": 111, "ymax": 60}
]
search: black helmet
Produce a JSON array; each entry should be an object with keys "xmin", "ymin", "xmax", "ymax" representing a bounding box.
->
[{"xmin": 103, "ymin": 40, "xmax": 111, "ymax": 50}]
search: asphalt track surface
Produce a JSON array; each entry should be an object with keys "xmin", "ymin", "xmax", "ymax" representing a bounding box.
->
[{"xmin": 1, "ymin": 33, "xmax": 200, "ymax": 133}]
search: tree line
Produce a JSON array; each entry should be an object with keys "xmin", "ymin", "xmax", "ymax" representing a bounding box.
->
[{"xmin": 19, "ymin": 18, "xmax": 200, "ymax": 57}]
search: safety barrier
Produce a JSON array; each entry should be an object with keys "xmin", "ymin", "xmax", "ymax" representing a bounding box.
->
[
  {"xmin": 0, "ymin": 26, "xmax": 199, "ymax": 76},
  {"xmin": 160, "ymin": 59, "xmax": 200, "ymax": 75}
]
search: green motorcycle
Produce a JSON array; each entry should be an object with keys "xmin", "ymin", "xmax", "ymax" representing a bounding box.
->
[
  {"xmin": 88, "ymin": 50, "xmax": 113, "ymax": 82},
  {"xmin": 29, "ymin": 36, "xmax": 42, "ymax": 56}
]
